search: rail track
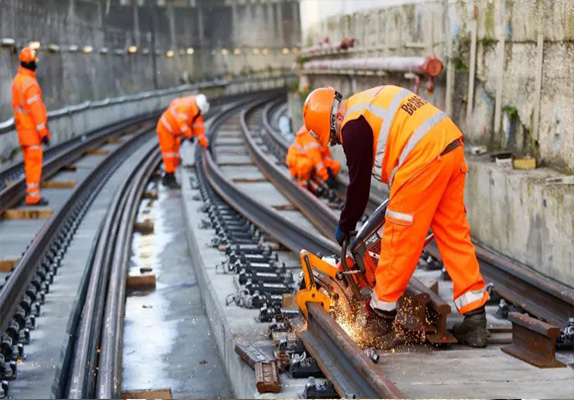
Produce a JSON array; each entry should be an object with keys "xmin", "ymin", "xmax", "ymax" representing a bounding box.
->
[
  {"xmin": 197, "ymin": 95, "xmax": 574, "ymax": 397},
  {"xmin": 1, "ymin": 90, "xmax": 572, "ymax": 399},
  {"xmin": 260, "ymin": 98, "xmax": 574, "ymax": 333},
  {"xmin": 0, "ymin": 94, "xmax": 236, "ymax": 398},
  {"xmin": 200, "ymin": 96, "xmax": 403, "ymax": 398}
]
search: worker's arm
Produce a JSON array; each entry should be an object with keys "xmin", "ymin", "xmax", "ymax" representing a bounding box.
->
[
  {"xmin": 26, "ymin": 83, "xmax": 49, "ymax": 140},
  {"xmin": 192, "ymin": 114, "xmax": 208, "ymax": 148},
  {"xmin": 174, "ymin": 105, "xmax": 192, "ymax": 139},
  {"xmin": 338, "ymin": 116, "xmax": 373, "ymax": 232}
]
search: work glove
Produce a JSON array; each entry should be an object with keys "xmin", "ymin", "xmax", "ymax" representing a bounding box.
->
[
  {"xmin": 326, "ymin": 167, "xmax": 338, "ymax": 189},
  {"xmin": 41, "ymin": 136, "xmax": 50, "ymax": 146},
  {"xmin": 198, "ymin": 136, "xmax": 208, "ymax": 149},
  {"xmin": 335, "ymin": 226, "xmax": 349, "ymax": 246}
]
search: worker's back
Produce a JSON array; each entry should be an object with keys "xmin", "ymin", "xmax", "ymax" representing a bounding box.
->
[
  {"xmin": 12, "ymin": 67, "xmax": 46, "ymax": 146},
  {"xmin": 343, "ymin": 85, "xmax": 461, "ymax": 188}
]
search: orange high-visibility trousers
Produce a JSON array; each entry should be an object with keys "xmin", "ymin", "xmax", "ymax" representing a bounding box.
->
[
  {"xmin": 157, "ymin": 125, "xmax": 181, "ymax": 173},
  {"xmin": 295, "ymin": 157, "xmax": 313, "ymax": 187},
  {"xmin": 374, "ymin": 144, "xmax": 488, "ymax": 314},
  {"xmin": 22, "ymin": 145, "xmax": 43, "ymax": 204}
]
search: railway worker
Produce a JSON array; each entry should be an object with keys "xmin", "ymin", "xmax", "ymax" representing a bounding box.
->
[
  {"xmin": 12, "ymin": 47, "xmax": 50, "ymax": 206},
  {"xmin": 157, "ymin": 94, "xmax": 210, "ymax": 188},
  {"xmin": 285, "ymin": 125, "xmax": 340, "ymax": 189},
  {"xmin": 303, "ymin": 86, "xmax": 489, "ymax": 348}
]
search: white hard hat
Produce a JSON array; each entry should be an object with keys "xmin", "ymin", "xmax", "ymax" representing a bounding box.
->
[{"xmin": 195, "ymin": 94, "xmax": 209, "ymax": 115}]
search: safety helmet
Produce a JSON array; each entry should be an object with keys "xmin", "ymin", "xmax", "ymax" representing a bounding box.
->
[
  {"xmin": 19, "ymin": 47, "xmax": 38, "ymax": 63},
  {"xmin": 303, "ymin": 87, "xmax": 342, "ymax": 147},
  {"xmin": 195, "ymin": 94, "xmax": 209, "ymax": 115}
]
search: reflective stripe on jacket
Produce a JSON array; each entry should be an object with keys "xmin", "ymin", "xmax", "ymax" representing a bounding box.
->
[
  {"xmin": 159, "ymin": 96, "xmax": 206, "ymax": 140},
  {"xmin": 341, "ymin": 85, "xmax": 462, "ymax": 191},
  {"xmin": 12, "ymin": 66, "xmax": 49, "ymax": 146}
]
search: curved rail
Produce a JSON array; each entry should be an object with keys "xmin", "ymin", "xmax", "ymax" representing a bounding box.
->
[
  {"xmin": 202, "ymin": 98, "xmax": 403, "ymax": 399},
  {"xmin": 261, "ymin": 101, "xmax": 574, "ymax": 330},
  {"xmin": 0, "ymin": 126, "xmax": 154, "ymax": 337},
  {"xmin": 0, "ymin": 115, "xmax": 156, "ymax": 212}
]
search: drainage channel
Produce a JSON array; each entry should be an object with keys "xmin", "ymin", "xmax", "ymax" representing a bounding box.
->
[{"xmin": 121, "ymin": 163, "xmax": 233, "ymax": 399}]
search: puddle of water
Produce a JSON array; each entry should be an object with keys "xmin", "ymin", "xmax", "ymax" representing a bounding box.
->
[{"xmin": 122, "ymin": 181, "xmax": 178, "ymax": 391}]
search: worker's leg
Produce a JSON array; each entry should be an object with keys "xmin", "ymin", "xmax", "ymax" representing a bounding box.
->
[
  {"xmin": 373, "ymin": 156, "xmax": 454, "ymax": 312},
  {"xmin": 296, "ymin": 157, "xmax": 313, "ymax": 188},
  {"xmin": 325, "ymin": 158, "xmax": 341, "ymax": 176},
  {"xmin": 157, "ymin": 128, "xmax": 178, "ymax": 173},
  {"xmin": 23, "ymin": 145, "xmax": 43, "ymax": 205},
  {"xmin": 430, "ymin": 147, "xmax": 488, "ymax": 314}
]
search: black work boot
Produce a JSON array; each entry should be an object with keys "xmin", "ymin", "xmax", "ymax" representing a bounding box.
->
[
  {"xmin": 360, "ymin": 307, "xmax": 397, "ymax": 348},
  {"xmin": 453, "ymin": 306, "xmax": 488, "ymax": 348},
  {"xmin": 161, "ymin": 173, "xmax": 180, "ymax": 189},
  {"xmin": 32, "ymin": 197, "xmax": 49, "ymax": 206}
]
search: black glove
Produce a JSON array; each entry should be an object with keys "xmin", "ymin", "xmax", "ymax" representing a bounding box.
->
[
  {"xmin": 325, "ymin": 167, "xmax": 338, "ymax": 189},
  {"xmin": 42, "ymin": 136, "xmax": 50, "ymax": 146}
]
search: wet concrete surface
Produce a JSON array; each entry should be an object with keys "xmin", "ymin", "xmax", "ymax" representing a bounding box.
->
[
  {"xmin": 6, "ymin": 138, "xmax": 157, "ymax": 399},
  {"xmin": 122, "ymin": 178, "xmax": 232, "ymax": 399}
]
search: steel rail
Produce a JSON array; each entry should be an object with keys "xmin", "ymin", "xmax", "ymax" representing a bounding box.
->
[
  {"xmin": 96, "ymin": 149, "xmax": 162, "ymax": 399},
  {"xmin": 0, "ymin": 115, "xmax": 156, "ymax": 213},
  {"xmin": 426, "ymin": 242, "xmax": 574, "ymax": 328},
  {"xmin": 242, "ymin": 100, "xmax": 338, "ymax": 239},
  {"xmin": 64, "ymin": 102, "xmax": 231, "ymax": 399},
  {"xmin": 0, "ymin": 91, "xmax": 243, "ymax": 207},
  {"xmin": 262, "ymin": 101, "xmax": 574, "ymax": 330},
  {"xmin": 260, "ymin": 100, "xmax": 385, "ymax": 213},
  {"xmin": 203, "ymin": 99, "xmax": 336, "ymax": 256},
  {"xmin": 202, "ymin": 99, "xmax": 403, "ymax": 399},
  {"xmin": 300, "ymin": 303, "xmax": 404, "ymax": 399},
  {"xmin": 0, "ymin": 127, "xmax": 155, "ymax": 337}
]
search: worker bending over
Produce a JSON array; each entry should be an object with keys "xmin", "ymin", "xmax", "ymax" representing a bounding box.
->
[
  {"xmin": 303, "ymin": 86, "xmax": 489, "ymax": 347},
  {"xmin": 12, "ymin": 47, "xmax": 50, "ymax": 205},
  {"xmin": 285, "ymin": 125, "xmax": 340, "ymax": 189},
  {"xmin": 157, "ymin": 94, "xmax": 209, "ymax": 188}
]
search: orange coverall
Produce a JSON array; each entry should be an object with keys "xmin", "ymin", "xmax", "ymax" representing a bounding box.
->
[
  {"xmin": 285, "ymin": 126, "xmax": 340, "ymax": 187},
  {"xmin": 12, "ymin": 66, "xmax": 50, "ymax": 205},
  {"xmin": 156, "ymin": 96, "xmax": 207, "ymax": 173},
  {"xmin": 341, "ymin": 85, "xmax": 488, "ymax": 314}
]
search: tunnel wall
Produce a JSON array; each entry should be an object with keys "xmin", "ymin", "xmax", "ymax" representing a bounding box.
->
[
  {"xmin": 0, "ymin": 75, "xmax": 292, "ymax": 168},
  {"xmin": 297, "ymin": 0, "xmax": 574, "ymax": 286},
  {"xmin": 0, "ymin": 0, "xmax": 300, "ymax": 124}
]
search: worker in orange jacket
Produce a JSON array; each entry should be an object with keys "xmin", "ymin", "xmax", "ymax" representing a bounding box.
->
[
  {"xmin": 303, "ymin": 86, "xmax": 489, "ymax": 348},
  {"xmin": 157, "ymin": 94, "xmax": 209, "ymax": 188},
  {"xmin": 285, "ymin": 126, "xmax": 340, "ymax": 189},
  {"xmin": 12, "ymin": 47, "xmax": 50, "ymax": 206}
]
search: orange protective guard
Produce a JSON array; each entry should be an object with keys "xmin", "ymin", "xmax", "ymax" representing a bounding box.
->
[{"xmin": 295, "ymin": 250, "xmax": 335, "ymax": 317}]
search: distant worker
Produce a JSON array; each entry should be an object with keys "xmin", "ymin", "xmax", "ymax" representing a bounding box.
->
[
  {"xmin": 303, "ymin": 86, "xmax": 489, "ymax": 347},
  {"xmin": 12, "ymin": 47, "xmax": 50, "ymax": 206},
  {"xmin": 285, "ymin": 125, "xmax": 340, "ymax": 189},
  {"xmin": 157, "ymin": 94, "xmax": 210, "ymax": 188}
]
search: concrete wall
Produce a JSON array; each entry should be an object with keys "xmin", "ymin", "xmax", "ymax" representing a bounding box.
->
[
  {"xmin": 300, "ymin": 0, "xmax": 574, "ymax": 174},
  {"xmin": 0, "ymin": 0, "xmax": 300, "ymax": 122},
  {"xmin": 0, "ymin": 75, "xmax": 293, "ymax": 168},
  {"xmin": 296, "ymin": 0, "xmax": 574, "ymax": 286}
]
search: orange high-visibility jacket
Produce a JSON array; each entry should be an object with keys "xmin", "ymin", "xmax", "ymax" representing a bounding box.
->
[
  {"xmin": 341, "ymin": 85, "xmax": 462, "ymax": 192},
  {"xmin": 158, "ymin": 96, "xmax": 206, "ymax": 140},
  {"xmin": 290, "ymin": 126, "xmax": 330, "ymax": 181},
  {"xmin": 12, "ymin": 66, "xmax": 49, "ymax": 146}
]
